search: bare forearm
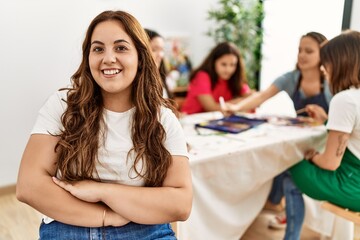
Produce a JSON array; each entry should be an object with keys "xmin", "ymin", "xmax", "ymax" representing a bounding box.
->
[
  {"xmin": 234, "ymin": 92, "xmax": 266, "ymax": 111},
  {"xmin": 311, "ymin": 153, "xmax": 334, "ymax": 170},
  {"xmin": 234, "ymin": 85, "xmax": 278, "ymax": 112},
  {"xmin": 311, "ymin": 131, "xmax": 348, "ymax": 170},
  {"xmin": 17, "ymin": 135, "xmax": 128, "ymax": 227},
  {"xmin": 100, "ymin": 184, "xmax": 192, "ymax": 224},
  {"xmin": 203, "ymin": 103, "xmax": 222, "ymax": 112},
  {"xmin": 17, "ymin": 174, "xmax": 107, "ymax": 227},
  {"xmin": 227, "ymin": 96, "xmax": 247, "ymax": 104}
]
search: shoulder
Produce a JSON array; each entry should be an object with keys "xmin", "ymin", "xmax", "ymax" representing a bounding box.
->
[
  {"xmin": 189, "ymin": 71, "xmax": 212, "ymax": 90},
  {"xmin": 42, "ymin": 90, "xmax": 68, "ymax": 112},
  {"xmin": 193, "ymin": 71, "xmax": 210, "ymax": 81},
  {"xmin": 160, "ymin": 107, "xmax": 179, "ymax": 123},
  {"xmin": 329, "ymin": 89, "xmax": 360, "ymax": 117},
  {"xmin": 240, "ymin": 82, "xmax": 251, "ymax": 93},
  {"xmin": 331, "ymin": 88, "xmax": 359, "ymax": 107},
  {"xmin": 273, "ymin": 70, "xmax": 299, "ymax": 88},
  {"xmin": 274, "ymin": 70, "xmax": 298, "ymax": 82},
  {"xmin": 31, "ymin": 89, "xmax": 68, "ymax": 135},
  {"xmin": 327, "ymin": 88, "xmax": 359, "ymax": 133},
  {"xmin": 47, "ymin": 89, "xmax": 67, "ymax": 101},
  {"xmin": 283, "ymin": 70, "xmax": 299, "ymax": 81},
  {"xmin": 159, "ymin": 107, "xmax": 188, "ymax": 157},
  {"xmin": 159, "ymin": 106, "xmax": 184, "ymax": 134}
]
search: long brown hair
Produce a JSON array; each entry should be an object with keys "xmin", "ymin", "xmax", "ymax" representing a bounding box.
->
[
  {"xmin": 55, "ymin": 10, "xmax": 176, "ymax": 187},
  {"xmin": 189, "ymin": 42, "xmax": 247, "ymax": 98},
  {"xmin": 320, "ymin": 30, "xmax": 360, "ymax": 94}
]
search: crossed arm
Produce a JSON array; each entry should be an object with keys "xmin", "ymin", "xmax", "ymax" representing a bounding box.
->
[{"xmin": 16, "ymin": 134, "xmax": 192, "ymax": 227}]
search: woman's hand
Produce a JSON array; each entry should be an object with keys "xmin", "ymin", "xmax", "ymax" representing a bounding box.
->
[
  {"xmin": 52, "ymin": 177, "xmax": 102, "ymax": 203},
  {"xmin": 305, "ymin": 104, "xmax": 328, "ymax": 124},
  {"xmin": 304, "ymin": 148, "xmax": 319, "ymax": 161},
  {"xmin": 105, "ymin": 209, "xmax": 131, "ymax": 227},
  {"xmin": 52, "ymin": 177, "xmax": 132, "ymax": 226},
  {"xmin": 221, "ymin": 102, "xmax": 240, "ymax": 116}
]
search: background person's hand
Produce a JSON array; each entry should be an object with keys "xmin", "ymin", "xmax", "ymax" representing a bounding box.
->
[
  {"xmin": 221, "ymin": 102, "xmax": 239, "ymax": 116},
  {"xmin": 304, "ymin": 148, "xmax": 319, "ymax": 161},
  {"xmin": 305, "ymin": 104, "xmax": 328, "ymax": 124}
]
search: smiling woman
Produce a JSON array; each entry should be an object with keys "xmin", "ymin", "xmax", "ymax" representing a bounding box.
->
[
  {"xmin": 16, "ymin": 10, "xmax": 192, "ymax": 240},
  {"xmin": 89, "ymin": 20, "xmax": 139, "ymax": 112}
]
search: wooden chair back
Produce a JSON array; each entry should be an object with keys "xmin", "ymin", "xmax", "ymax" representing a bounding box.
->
[{"xmin": 321, "ymin": 202, "xmax": 360, "ymax": 225}]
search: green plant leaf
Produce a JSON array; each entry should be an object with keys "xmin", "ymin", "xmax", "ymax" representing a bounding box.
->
[{"xmin": 207, "ymin": 0, "xmax": 264, "ymax": 90}]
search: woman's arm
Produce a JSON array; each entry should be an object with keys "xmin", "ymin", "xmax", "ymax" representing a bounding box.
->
[
  {"xmin": 224, "ymin": 84, "xmax": 279, "ymax": 113},
  {"xmin": 53, "ymin": 155, "xmax": 193, "ymax": 224},
  {"xmin": 227, "ymin": 89, "xmax": 256, "ymax": 104},
  {"xmin": 103, "ymin": 155, "xmax": 192, "ymax": 224},
  {"xmin": 195, "ymin": 86, "xmax": 256, "ymax": 112},
  {"xmin": 16, "ymin": 134, "xmax": 128, "ymax": 227},
  {"xmin": 196, "ymin": 94, "xmax": 222, "ymax": 112},
  {"xmin": 307, "ymin": 130, "xmax": 350, "ymax": 170}
]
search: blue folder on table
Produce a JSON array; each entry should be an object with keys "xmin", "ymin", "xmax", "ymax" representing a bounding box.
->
[{"xmin": 195, "ymin": 115, "xmax": 266, "ymax": 134}]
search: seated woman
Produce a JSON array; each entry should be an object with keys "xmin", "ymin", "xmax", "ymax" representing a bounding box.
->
[
  {"xmin": 181, "ymin": 42, "xmax": 252, "ymax": 114},
  {"xmin": 144, "ymin": 28, "xmax": 173, "ymax": 99},
  {"xmin": 223, "ymin": 32, "xmax": 331, "ymax": 115},
  {"xmin": 221, "ymin": 32, "xmax": 332, "ymax": 236},
  {"xmin": 289, "ymin": 30, "xmax": 360, "ymax": 240}
]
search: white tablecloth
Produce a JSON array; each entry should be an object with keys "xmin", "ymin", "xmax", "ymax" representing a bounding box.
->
[{"xmin": 178, "ymin": 112, "xmax": 330, "ymax": 240}]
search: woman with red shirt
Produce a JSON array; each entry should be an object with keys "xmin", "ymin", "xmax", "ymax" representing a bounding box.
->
[{"xmin": 181, "ymin": 42, "xmax": 252, "ymax": 114}]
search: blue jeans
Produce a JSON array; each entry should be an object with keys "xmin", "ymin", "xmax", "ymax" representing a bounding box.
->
[
  {"xmin": 39, "ymin": 220, "xmax": 176, "ymax": 240},
  {"xmin": 268, "ymin": 171, "xmax": 305, "ymax": 240},
  {"xmin": 268, "ymin": 172, "xmax": 285, "ymax": 204}
]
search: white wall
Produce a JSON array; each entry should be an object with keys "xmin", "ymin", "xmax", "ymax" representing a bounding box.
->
[
  {"xmin": 0, "ymin": 0, "xmax": 217, "ymax": 187},
  {"xmin": 257, "ymin": 0, "xmax": 344, "ymax": 116},
  {"xmin": 0, "ymin": 0, "xmax": 351, "ymax": 187},
  {"xmin": 351, "ymin": 0, "xmax": 360, "ymax": 30}
]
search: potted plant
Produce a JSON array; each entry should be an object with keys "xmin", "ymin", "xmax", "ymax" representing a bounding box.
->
[{"xmin": 207, "ymin": 0, "xmax": 264, "ymax": 90}]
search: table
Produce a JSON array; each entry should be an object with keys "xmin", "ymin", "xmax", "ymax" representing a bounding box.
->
[{"xmin": 177, "ymin": 112, "xmax": 328, "ymax": 240}]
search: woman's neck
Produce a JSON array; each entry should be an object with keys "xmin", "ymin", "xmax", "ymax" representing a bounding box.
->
[
  {"xmin": 299, "ymin": 67, "xmax": 323, "ymax": 97},
  {"xmin": 102, "ymin": 92, "xmax": 133, "ymax": 113},
  {"xmin": 301, "ymin": 68, "xmax": 321, "ymax": 83}
]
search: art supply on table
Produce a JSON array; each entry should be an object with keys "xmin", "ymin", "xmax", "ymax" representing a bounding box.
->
[
  {"xmin": 296, "ymin": 108, "xmax": 307, "ymax": 115},
  {"xmin": 219, "ymin": 96, "xmax": 226, "ymax": 110}
]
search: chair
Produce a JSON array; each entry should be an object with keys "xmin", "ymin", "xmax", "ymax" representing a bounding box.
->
[
  {"xmin": 321, "ymin": 202, "xmax": 360, "ymax": 239},
  {"xmin": 321, "ymin": 202, "xmax": 360, "ymax": 224}
]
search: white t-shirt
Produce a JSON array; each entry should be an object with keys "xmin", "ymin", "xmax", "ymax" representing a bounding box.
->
[
  {"xmin": 33, "ymin": 90, "xmax": 189, "ymax": 223},
  {"xmin": 326, "ymin": 88, "xmax": 360, "ymax": 159},
  {"xmin": 32, "ymin": 90, "xmax": 189, "ymax": 223}
]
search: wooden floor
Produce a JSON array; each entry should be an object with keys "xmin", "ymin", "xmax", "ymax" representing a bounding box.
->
[
  {"xmin": 242, "ymin": 209, "xmax": 321, "ymax": 240},
  {"xmin": 0, "ymin": 193, "xmax": 42, "ymax": 240},
  {"xmin": 0, "ymin": 192, "xmax": 355, "ymax": 240}
]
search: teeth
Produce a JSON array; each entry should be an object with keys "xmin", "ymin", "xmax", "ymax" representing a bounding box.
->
[{"xmin": 103, "ymin": 69, "xmax": 120, "ymax": 75}]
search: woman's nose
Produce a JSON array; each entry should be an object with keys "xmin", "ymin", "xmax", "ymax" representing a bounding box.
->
[{"xmin": 103, "ymin": 51, "xmax": 116, "ymax": 64}]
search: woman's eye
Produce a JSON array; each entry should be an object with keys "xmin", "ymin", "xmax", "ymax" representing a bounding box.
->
[
  {"xmin": 116, "ymin": 46, "xmax": 127, "ymax": 51},
  {"xmin": 92, "ymin": 47, "xmax": 103, "ymax": 52}
]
